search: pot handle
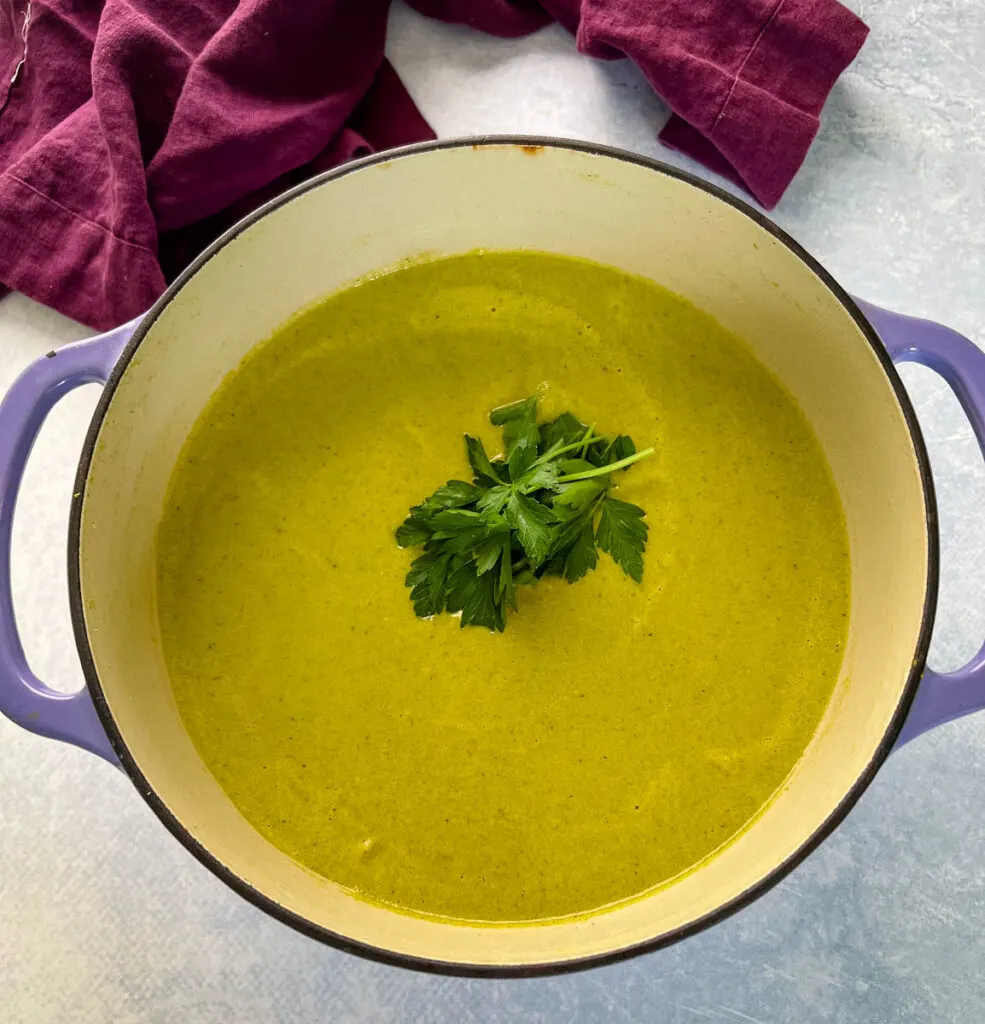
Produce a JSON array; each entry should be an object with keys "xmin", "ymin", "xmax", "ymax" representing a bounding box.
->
[
  {"xmin": 0, "ymin": 319, "xmax": 140, "ymax": 765},
  {"xmin": 856, "ymin": 299, "xmax": 985, "ymax": 748}
]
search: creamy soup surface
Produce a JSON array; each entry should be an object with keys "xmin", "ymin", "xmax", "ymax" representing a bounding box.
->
[{"xmin": 157, "ymin": 251, "xmax": 850, "ymax": 923}]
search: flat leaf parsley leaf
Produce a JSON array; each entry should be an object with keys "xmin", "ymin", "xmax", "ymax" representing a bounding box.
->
[
  {"xmin": 395, "ymin": 394, "xmax": 654, "ymax": 631},
  {"xmin": 596, "ymin": 496, "xmax": 648, "ymax": 583}
]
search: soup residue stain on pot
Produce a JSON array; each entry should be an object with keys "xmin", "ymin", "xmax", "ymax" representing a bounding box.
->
[{"xmin": 156, "ymin": 250, "xmax": 850, "ymax": 924}]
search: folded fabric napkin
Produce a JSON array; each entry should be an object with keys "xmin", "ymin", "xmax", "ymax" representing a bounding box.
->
[{"xmin": 0, "ymin": 0, "xmax": 868, "ymax": 331}]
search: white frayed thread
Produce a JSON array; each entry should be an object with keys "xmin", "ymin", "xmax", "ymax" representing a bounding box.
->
[{"xmin": 8, "ymin": 0, "xmax": 31, "ymax": 88}]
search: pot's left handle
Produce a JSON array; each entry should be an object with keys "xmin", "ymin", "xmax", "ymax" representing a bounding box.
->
[
  {"xmin": 0, "ymin": 319, "xmax": 141, "ymax": 765},
  {"xmin": 856, "ymin": 299, "xmax": 985, "ymax": 748}
]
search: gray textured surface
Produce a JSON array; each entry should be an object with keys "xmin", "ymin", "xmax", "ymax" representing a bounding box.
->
[{"xmin": 1, "ymin": 1, "xmax": 984, "ymax": 1020}]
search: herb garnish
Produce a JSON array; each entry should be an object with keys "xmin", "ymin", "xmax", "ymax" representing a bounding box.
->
[{"xmin": 396, "ymin": 394, "xmax": 654, "ymax": 631}]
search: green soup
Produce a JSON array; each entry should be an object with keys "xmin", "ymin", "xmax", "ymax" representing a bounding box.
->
[{"xmin": 157, "ymin": 251, "xmax": 850, "ymax": 923}]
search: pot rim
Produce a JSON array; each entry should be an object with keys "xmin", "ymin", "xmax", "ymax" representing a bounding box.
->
[{"xmin": 66, "ymin": 135, "xmax": 940, "ymax": 977}]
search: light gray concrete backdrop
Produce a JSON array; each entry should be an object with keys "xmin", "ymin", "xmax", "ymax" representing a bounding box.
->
[{"xmin": 1, "ymin": 1, "xmax": 983, "ymax": 1020}]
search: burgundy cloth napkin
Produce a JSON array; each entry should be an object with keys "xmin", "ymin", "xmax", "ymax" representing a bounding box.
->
[{"xmin": 0, "ymin": 0, "xmax": 867, "ymax": 331}]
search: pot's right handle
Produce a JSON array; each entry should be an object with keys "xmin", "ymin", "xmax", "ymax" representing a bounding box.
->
[
  {"xmin": 856, "ymin": 299, "xmax": 985, "ymax": 748},
  {"xmin": 0, "ymin": 320, "xmax": 140, "ymax": 764}
]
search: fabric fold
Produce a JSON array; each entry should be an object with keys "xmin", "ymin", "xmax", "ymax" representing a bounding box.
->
[{"xmin": 655, "ymin": 0, "xmax": 870, "ymax": 207}]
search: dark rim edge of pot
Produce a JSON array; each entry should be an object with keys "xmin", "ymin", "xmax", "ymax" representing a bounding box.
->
[{"xmin": 66, "ymin": 135, "xmax": 940, "ymax": 978}]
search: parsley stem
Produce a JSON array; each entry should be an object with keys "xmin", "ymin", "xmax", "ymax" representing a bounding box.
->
[
  {"xmin": 529, "ymin": 432, "xmax": 605, "ymax": 469},
  {"xmin": 577, "ymin": 423, "xmax": 596, "ymax": 457},
  {"xmin": 557, "ymin": 447, "xmax": 655, "ymax": 483}
]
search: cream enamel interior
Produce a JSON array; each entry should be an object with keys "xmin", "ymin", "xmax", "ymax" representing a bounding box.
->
[{"xmin": 76, "ymin": 143, "xmax": 930, "ymax": 968}]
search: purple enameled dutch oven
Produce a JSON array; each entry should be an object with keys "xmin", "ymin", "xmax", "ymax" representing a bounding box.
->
[{"xmin": 2, "ymin": 139, "xmax": 984, "ymax": 974}]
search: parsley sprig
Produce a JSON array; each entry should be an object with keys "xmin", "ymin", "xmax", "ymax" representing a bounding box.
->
[{"xmin": 396, "ymin": 395, "xmax": 654, "ymax": 631}]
